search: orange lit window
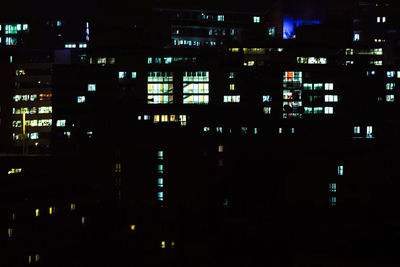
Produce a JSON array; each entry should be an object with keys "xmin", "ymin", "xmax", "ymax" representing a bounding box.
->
[
  {"xmin": 130, "ymin": 225, "xmax": 136, "ymax": 231},
  {"xmin": 39, "ymin": 94, "xmax": 52, "ymax": 101},
  {"xmin": 286, "ymin": 72, "xmax": 294, "ymax": 81}
]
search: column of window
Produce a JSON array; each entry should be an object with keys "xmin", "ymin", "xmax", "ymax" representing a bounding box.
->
[
  {"xmin": 157, "ymin": 150, "xmax": 164, "ymax": 207},
  {"xmin": 283, "ymin": 71, "xmax": 302, "ymax": 118}
]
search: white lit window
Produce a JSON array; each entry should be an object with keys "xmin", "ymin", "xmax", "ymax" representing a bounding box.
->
[
  {"xmin": 377, "ymin": 17, "xmax": 380, "ymax": 23},
  {"xmin": 56, "ymin": 120, "xmax": 66, "ymax": 127},
  {"xmin": 253, "ymin": 16, "xmax": 260, "ymax": 23},
  {"xmin": 118, "ymin": 72, "xmax": 127, "ymax": 79},
  {"xmin": 132, "ymin": 72, "xmax": 137, "ymax": 78},
  {"xmin": 77, "ymin": 96, "xmax": 86, "ymax": 103},
  {"xmin": 353, "ymin": 33, "xmax": 360, "ymax": 42},
  {"xmin": 217, "ymin": 15, "xmax": 224, "ymax": 21},
  {"xmin": 386, "ymin": 94, "xmax": 394, "ymax": 102},
  {"xmin": 158, "ymin": 192, "xmax": 164, "ymax": 201},
  {"xmin": 367, "ymin": 126, "xmax": 373, "ymax": 137},
  {"xmin": 386, "ymin": 83, "xmax": 395, "ymax": 90},
  {"xmin": 324, "ymin": 107, "xmax": 334, "ymax": 114},
  {"xmin": 324, "ymin": 83, "xmax": 334, "ymax": 90},
  {"xmin": 223, "ymin": 95, "xmax": 240, "ymax": 103},
  {"xmin": 204, "ymin": 127, "xmax": 210, "ymax": 132},
  {"xmin": 87, "ymin": 84, "xmax": 96, "ymax": 91},
  {"xmin": 263, "ymin": 107, "xmax": 271, "ymax": 114},
  {"xmin": 324, "ymin": 95, "xmax": 338, "ymax": 102},
  {"xmin": 78, "ymin": 43, "xmax": 87, "ymax": 48},
  {"xmin": 354, "ymin": 126, "xmax": 360, "ymax": 134}
]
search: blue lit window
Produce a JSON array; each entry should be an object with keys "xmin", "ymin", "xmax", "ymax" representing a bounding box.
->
[
  {"xmin": 387, "ymin": 71, "xmax": 395, "ymax": 78},
  {"xmin": 253, "ymin": 16, "xmax": 260, "ymax": 23},
  {"xmin": 77, "ymin": 96, "xmax": 86, "ymax": 103},
  {"xmin": 329, "ymin": 183, "xmax": 337, "ymax": 192},
  {"xmin": 57, "ymin": 21, "xmax": 62, "ymax": 27},
  {"xmin": 132, "ymin": 72, "xmax": 137, "ymax": 78},
  {"xmin": 164, "ymin": 57, "xmax": 172, "ymax": 64},
  {"xmin": 157, "ymin": 164, "xmax": 163, "ymax": 173},
  {"xmin": 338, "ymin": 165, "xmax": 343, "ymax": 176},
  {"xmin": 158, "ymin": 178, "xmax": 163, "ymax": 187},
  {"xmin": 158, "ymin": 192, "xmax": 164, "ymax": 200},
  {"xmin": 217, "ymin": 15, "xmax": 224, "ymax": 21},
  {"xmin": 147, "ymin": 57, "xmax": 152, "ymax": 64},
  {"xmin": 329, "ymin": 196, "xmax": 336, "ymax": 206},
  {"xmin": 118, "ymin": 72, "xmax": 127, "ymax": 79},
  {"xmin": 158, "ymin": 151, "xmax": 164, "ymax": 160}
]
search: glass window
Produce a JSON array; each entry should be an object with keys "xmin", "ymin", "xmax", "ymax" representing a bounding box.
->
[
  {"xmin": 329, "ymin": 196, "xmax": 336, "ymax": 206},
  {"xmin": 77, "ymin": 96, "xmax": 86, "ymax": 103},
  {"xmin": 329, "ymin": 183, "xmax": 337, "ymax": 192},
  {"xmin": 118, "ymin": 72, "xmax": 127, "ymax": 79},
  {"xmin": 253, "ymin": 16, "xmax": 260, "ymax": 23},
  {"xmin": 56, "ymin": 120, "xmax": 66, "ymax": 127},
  {"xmin": 132, "ymin": 72, "xmax": 137, "ymax": 78},
  {"xmin": 338, "ymin": 165, "xmax": 343, "ymax": 176}
]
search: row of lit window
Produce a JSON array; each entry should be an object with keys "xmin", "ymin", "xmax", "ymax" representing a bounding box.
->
[
  {"xmin": 13, "ymin": 132, "xmax": 39, "ymax": 140},
  {"xmin": 297, "ymin": 57, "xmax": 327, "ymax": 64},
  {"xmin": 153, "ymin": 115, "xmax": 187, "ymax": 126},
  {"xmin": 147, "ymin": 57, "xmax": 198, "ymax": 64},
  {"xmin": 12, "ymin": 106, "xmax": 52, "ymax": 114},
  {"xmin": 204, "ymin": 126, "xmax": 258, "ymax": 135},
  {"xmin": 303, "ymin": 83, "xmax": 334, "ymax": 90},
  {"xmin": 65, "ymin": 43, "xmax": 87, "ymax": 49},
  {"xmin": 223, "ymin": 95, "xmax": 240, "ymax": 103},
  {"xmin": 283, "ymin": 71, "xmax": 302, "ymax": 83},
  {"xmin": 89, "ymin": 57, "xmax": 115, "ymax": 65},
  {"xmin": 119, "ymin": 71, "xmax": 137, "ymax": 79},
  {"xmin": 14, "ymin": 94, "xmax": 52, "ymax": 102},
  {"xmin": 303, "ymin": 107, "xmax": 334, "ymax": 114},
  {"xmin": 12, "ymin": 119, "xmax": 52, "ymax": 127}
]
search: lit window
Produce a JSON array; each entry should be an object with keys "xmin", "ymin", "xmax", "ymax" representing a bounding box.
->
[
  {"xmin": 324, "ymin": 95, "xmax": 338, "ymax": 102},
  {"xmin": 254, "ymin": 128, "xmax": 258, "ymax": 134},
  {"xmin": 217, "ymin": 15, "xmax": 224, "ymax": 21},
  {"xmin": 56, "ymin": 120, "xmax": 66, "ymax": 127},
  {"xmin": 329, "ymin": 183, "xmax": 337, "ymax": 192},
  {"xmin": 88, "ymin": 84, "xmax": 96, "ymax": 91},
  {"xmin": 377, "ymin": 16, "xmax": 380, "ymax": 23},
  {"xmin": 49, "ymin": 206, "xmax": 55, "ymax": 215},
  {"xmin": 82, "ymin": 217, "xmax": 86, "ymax": 224},
  {"xmin": 132, "ymin": 72, "xmax": 137, "ymax": 78},
  {"xmin": 263, "ymin": 107, "xmax": 271, "ymax": 114},
  {"xmin": 279, "ymin": 128, "xmax": 283, "ymax": 134},
  {"xmin": 386, "ymin": 95, "xmax": 394, "ymax": 102},
  {"xmin": 161, "ymin": 241, "xmax": 166, "ymax": 248},
  {"xmin": 183, "ymin": 71, "xmax": 209, "ymax": 104},
  {"xmin": 338, "ymin": 165, "xmax": 343, "ymax": 176},
  {"xmin": 386, "ymin": 83, "xmax": 395, "ymax": 90},
  {"xmin": 8, "ymin": 228, "xmax": 12, "ymax": 238},
  {"xmin": 291, "ymin": 128, "xmax": 295, "ymax": 134},
  {"xmin": 171, "ymin": 241, "xmax": 175, "ymax": 248},
  {"xmin": 387, "ymin": 71, "xmax": 395, "ymax": 78},
  {"xmin": 262, "ymin": 95, "xmax": 272, "ymax": 102},
  {"xmin": 77, "ymin": 96, "xmax": 86, "ymax": 103},
  {"xmin": 229, "ymin": 72, "xmax": 235, "ymax": 79},
  {"xmin": 353, "ymin": 33, "xmax": 360, "ymax": 41},
  {"xmin": 354, "ymin": 126, "xmax": 360, "ymax": 134},
  {"xmin": 204, "ymin": 127, "xmax": 210, "ymax": 132},
  {"xmin": 118, "ymin": 72, "xmax": 127, "ymax": 79},
  {"xmin": 158, "ymin": 192, "xmax": 164, "ymax": 201},
  {"xmin": 367, "ymin": 126, "xmax": 373, "ymax": 138},
  {"xmin": 158, "ymin": 164, "xmax": 163, "ymax": 174},
  {"xmin": 229, "ymin": 84, "xmax": 235, "ymax": 91},
  {"xmin": 148, "ymin": 72, "xmax": 174, "ymax": 104},
  {"xmin": 253, "ymin": 16, "xmax": 260, "ymax": 23},
  {"xmin": 329, "ymin": 196, "xmax": 336, "ymax": 206},
  {"xmin": 324, "ymin": 107, "xmax": 334, "ymax": 114},
  {"xmin": 158, "ymin": 151, "xmax": 164, "ymax": 160},
  {"xmin": 65, "ymin": 43, "xmax": 76, "ymax": 48},
  {"xmin": 78, "ymin": 43, "xmax": 87, "ymax": 48},
  {"xmin": 158, "ymin": 178, "xmax": 163, "ymax": 188},
  {"xmin": 71, "ymin": 203, "xmax": 76, "ymax": 211},
  {"xmin": 115, "ymin": 163, "xmax": 121, "ymax": 173},
  {"xmin": 35, "ymin": 209, "xmax": 40, "ymax": 217},
  {"xmin": 324, "ymin": 83, "xmax": 333, "ymax": 90},
  {"xmin": 223, "ymin": 95, "xmax": 240, "ymax": 103},
  {"xmin": 130, "ymin": 225, "xmax": 136, "ymax": 231},
  {"xmin": 218, "ymin": 145, "xmax": 223, "ymax": 152}
]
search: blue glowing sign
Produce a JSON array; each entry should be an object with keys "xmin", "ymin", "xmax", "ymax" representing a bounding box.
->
[{"xmin": 283, "ymin": 16, "xmax": 320, "ymax": 39}]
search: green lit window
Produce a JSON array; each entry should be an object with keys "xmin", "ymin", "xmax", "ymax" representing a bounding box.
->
[
  {"xmin": 329, "ymin": 183, "xmax": 337, "ymax": 192},
  {"xmin": 303, "ymin": 83, "xmax": 312, "ymax": 90}
]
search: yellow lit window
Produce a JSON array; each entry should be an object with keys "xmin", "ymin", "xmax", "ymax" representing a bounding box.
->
[
  {"xmin": 130, "ymin": 225, "xmax": 136, "ymax": 231},
  {"xmin": 71, "ymin": 203, "xmax": 76, "ymax": 211},
  {"xmin": 229, "ymin": 48, "xmax": 239, "ymax": 52},
  {"xmin": 49, "ymin": 207, "xmax": 55, "ymax": 215},
  {"xmin": 229, "ymin": 84, "xmax": 235, "ymax": 91},
  {"xmin": 35, "ymin": 209, "xmax": 40, "ymax": 217},
  {"xmin": 154, "ymin": 115, "xmax": 160, "ymax": 123},
  {"xmin": 170, "ymin": 115, "xmax": 177, "ymax": 122},
  {"xmin": 171, "ymin": 241, "xmax": 175, "ymax": 248},
  {"xmin": 12, "ymin": 213, "xmax": 16, "ymax": 221},
  {"xmin": 35, "ymin": 254, "xmax": 39, "ymax": 262},
  {"xmin": 115, "ymin": 163, "xmax": 121, "ymax": 173},
  {"xmin": 28, "ymin": 256, "xmax": 32, "ymax": 264},
  {"xmin": 161, "ymin": 241, "xmax": 166, "ymax": 248},
  {"xmin": 218, "ymin": 145, "xmax": 223, "ymax": 152},
  {"xmin": 161, "ymin": 115, "xmax": 168, "ymax": 122}
]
